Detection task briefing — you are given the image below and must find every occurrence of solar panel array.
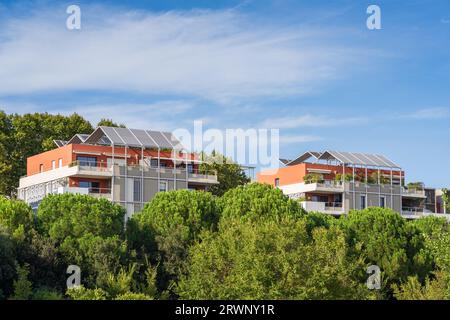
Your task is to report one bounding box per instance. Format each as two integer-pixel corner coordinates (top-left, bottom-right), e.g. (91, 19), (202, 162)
(84, 127), (184, 150)
(321, 151), (400, 168)
(53, 140), (68, 148)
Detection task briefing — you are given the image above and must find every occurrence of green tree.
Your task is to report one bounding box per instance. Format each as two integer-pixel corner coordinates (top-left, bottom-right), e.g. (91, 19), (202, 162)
(97, 118), (126, 128)
(0, 197), (34, 240)
(36, 194), (127, 287)
(177, 216), (370, 300)
(11, 264), (33, 300)
(129, 190), (219, 292)
(219, 183), (305, 223)
(199, 151), (250, 196)
(36, 193), (125, 240)
(0, 111), (93, 196)
(338, 208), (419, 297)
(0, 227), (17, 299)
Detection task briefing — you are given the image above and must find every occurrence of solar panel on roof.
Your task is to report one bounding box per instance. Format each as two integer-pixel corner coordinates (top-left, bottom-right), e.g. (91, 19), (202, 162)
(161, 132), (183, 149)
(53, 140), (67, 147)
(112, 127), (142, 147)
(131, 129), (159, 149)
(147, 131), (173, 149)
(320, 151), (400, 168)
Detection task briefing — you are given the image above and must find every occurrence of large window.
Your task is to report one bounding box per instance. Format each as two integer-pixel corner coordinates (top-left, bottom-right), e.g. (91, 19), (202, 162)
(77, 156), (97, 167)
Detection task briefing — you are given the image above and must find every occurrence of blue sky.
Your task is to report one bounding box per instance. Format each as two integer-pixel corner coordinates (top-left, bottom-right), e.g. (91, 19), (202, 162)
(0, 0), (450, 186)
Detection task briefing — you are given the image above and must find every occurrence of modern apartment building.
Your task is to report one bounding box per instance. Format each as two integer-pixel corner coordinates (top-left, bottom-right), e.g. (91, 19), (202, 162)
(18, 126), (218, 218)
(257, 151), (449, 220)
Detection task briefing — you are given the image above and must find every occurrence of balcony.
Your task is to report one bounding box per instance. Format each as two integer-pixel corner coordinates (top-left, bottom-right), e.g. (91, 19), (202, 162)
(402, 188), (426, 199)
(401, 207), (450, 220)
(187, 169), (219, 185)
(300, 201), (345, 215)
(69, 161), (113, 178)
(280, 180), (344, 195)
(59, 186), (112, 200)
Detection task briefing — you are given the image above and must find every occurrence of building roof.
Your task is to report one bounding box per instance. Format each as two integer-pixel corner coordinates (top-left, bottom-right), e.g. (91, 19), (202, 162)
(319, 150), (401, 169)
(286, 151), (322, 166)
(83, 126), (184, 150)
(53, 140), (68, 148)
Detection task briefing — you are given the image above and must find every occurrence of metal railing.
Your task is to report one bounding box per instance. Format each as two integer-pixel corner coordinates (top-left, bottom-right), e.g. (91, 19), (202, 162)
(316, 181), (344, 188)
(70, 161), (111, 171)
(402, 188), (426, 196)
(401, 207), (425, 216)
(87, 187), (112, 194)
(324, 202), (343, 210)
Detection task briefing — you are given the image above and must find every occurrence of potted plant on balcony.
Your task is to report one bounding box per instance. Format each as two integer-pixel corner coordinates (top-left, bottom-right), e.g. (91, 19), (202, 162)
(303, 173), (324, 184)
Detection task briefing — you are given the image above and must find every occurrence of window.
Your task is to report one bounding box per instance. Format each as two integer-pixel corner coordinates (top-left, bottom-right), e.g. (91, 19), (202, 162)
(39, 164), (44, 173)
(58, 158), (63, 168)
(274, 178), (280, 187)
(380, 196), (386, 208)
(76, 156), (97, 167)
(133, 179), (141, 202)
(159, 181), (168, 192)
(52, 160), (56, 170)
(187, 164), (194, 174)
(79, 181), (99, 192)
(150, 159), (159, 168)
(360, 195), (366, 210)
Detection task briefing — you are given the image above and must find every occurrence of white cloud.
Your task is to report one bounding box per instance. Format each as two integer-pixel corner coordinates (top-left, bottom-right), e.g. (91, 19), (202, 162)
(406, 107), (450, 120)
(52, 100), (195, 131)
(260, 114), (367, 129)
(0, 6), (367, 102)
(280, 134), (322, 144)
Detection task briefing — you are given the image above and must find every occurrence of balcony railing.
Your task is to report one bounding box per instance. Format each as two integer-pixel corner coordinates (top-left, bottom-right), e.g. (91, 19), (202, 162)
(316, 181), (344, 188)
(88, 187), (112, 194)
(300, 201), (344, 214)
(69, 161), (111, 172)
(402, 188), (426, 197)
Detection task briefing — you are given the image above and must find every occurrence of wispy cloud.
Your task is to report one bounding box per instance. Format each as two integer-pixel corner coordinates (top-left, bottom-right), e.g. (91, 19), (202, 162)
(406, 107), (450, 120)
(0, 5), (369, 102)
(280, 134), (322, 144)
(260, 114), (367, 129)
(441, 18), (450, 24)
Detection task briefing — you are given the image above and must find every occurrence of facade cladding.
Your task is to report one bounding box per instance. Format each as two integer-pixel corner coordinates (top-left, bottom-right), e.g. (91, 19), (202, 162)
(18, 127), (218, 218)
(257, 151), (450, 220)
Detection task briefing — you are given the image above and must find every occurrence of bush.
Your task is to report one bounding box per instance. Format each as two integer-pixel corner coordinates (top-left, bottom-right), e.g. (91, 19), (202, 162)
(66, 286), (107, 300)
(32, 287), (63, 300)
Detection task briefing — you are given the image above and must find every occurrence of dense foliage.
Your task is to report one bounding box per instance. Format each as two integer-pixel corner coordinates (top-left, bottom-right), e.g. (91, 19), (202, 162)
(199, 151), (250, 196)
(0, 110), (93, 197)
(0, 184), (449, 300)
